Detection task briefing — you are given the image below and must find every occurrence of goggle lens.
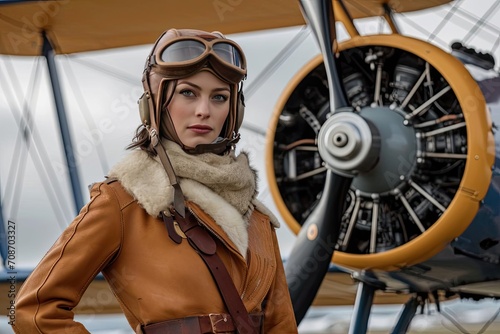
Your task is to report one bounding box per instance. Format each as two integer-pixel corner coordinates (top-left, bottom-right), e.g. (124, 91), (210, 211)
(212, 42), (243, 68)
(160, 40), (205, 62)
(159, 39), (244, 70)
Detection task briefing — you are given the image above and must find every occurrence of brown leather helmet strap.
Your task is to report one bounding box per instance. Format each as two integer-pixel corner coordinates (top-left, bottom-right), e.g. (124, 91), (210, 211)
(155, 141), (186, 218)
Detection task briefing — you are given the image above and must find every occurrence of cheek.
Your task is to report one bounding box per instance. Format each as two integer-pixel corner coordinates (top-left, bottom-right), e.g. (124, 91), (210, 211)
(215, 107), (230, 129)
(168, 101), (187, 128)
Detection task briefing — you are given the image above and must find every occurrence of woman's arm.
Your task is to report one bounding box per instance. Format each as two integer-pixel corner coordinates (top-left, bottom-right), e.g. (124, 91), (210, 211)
(12, 182), (122, 334)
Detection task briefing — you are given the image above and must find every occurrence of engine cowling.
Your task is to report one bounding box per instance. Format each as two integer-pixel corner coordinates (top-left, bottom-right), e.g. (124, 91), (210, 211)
(266, 34), (494, 271)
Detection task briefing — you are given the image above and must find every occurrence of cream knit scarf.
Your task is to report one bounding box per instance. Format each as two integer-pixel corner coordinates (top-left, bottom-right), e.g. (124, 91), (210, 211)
(162, 140), (258, 219)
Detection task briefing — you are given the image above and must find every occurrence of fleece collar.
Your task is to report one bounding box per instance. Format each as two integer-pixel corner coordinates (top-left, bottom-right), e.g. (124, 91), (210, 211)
(108, 147), (279, 256)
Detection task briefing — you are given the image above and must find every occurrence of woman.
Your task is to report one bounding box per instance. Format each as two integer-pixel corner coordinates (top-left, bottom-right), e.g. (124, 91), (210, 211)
(12, 28), (297, 333)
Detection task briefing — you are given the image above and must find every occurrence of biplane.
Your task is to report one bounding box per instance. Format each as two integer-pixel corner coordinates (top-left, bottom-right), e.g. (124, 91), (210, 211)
(1, 0), (500, 333)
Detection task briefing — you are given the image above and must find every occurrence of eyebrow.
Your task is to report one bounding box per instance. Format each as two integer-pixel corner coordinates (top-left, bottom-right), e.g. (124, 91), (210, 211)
(177, 80), (230, 93)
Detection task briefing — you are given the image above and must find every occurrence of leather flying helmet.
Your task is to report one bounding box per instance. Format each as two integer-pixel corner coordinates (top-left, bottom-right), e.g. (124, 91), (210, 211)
(139, 28), (247, 154)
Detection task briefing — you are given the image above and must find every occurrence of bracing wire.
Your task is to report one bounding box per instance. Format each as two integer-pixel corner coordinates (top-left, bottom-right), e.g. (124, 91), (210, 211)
(2, 57), (40, 220)
(439, 303), (500, 334)
(427, 0), (463, 43)
(398, 12), (449, 48)
(440, 308), (470, 334)
(463, 0), (500, 45)
(70, 57), (139, 85)
(239, 26), (310, 136)
(0, 56), (71, 229)
(243, 26), (310, 100)
(477, 306), (500, 334)
(454, 6), (500, 38)
(60, 55), (110, 175)
(453, 5), (500, 60)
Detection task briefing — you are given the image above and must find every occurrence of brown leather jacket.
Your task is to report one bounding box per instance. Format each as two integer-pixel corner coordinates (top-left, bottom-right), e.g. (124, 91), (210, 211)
(12, 180), (297, 333)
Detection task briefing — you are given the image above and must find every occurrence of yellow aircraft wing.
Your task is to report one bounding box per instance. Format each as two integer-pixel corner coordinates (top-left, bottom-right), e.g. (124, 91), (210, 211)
(0, 0), (450, 56)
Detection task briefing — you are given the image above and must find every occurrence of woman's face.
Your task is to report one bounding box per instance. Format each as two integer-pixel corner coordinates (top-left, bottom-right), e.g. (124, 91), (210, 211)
(167, 71), (231, 148)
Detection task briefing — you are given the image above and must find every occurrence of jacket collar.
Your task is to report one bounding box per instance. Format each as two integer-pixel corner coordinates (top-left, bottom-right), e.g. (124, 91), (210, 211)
(108, 149), (279, 257)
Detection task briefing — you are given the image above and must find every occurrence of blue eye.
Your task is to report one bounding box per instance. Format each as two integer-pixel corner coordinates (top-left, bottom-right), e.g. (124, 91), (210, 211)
(180, 89), (195, 97)
(213, 94), (229, 102)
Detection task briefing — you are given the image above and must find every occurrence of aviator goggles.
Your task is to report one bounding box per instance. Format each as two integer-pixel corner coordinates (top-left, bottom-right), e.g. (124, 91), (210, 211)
(151, 35), (247, 84)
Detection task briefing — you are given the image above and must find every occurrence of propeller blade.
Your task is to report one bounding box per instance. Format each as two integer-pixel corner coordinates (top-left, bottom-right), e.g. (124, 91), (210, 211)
(285, 170), (352, 323)
(298, 0), (348, 110)
(285, 0), (354, 324)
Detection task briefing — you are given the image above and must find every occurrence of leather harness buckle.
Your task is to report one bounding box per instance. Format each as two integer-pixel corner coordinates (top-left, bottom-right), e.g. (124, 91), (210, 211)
(208, 313), (231, 333)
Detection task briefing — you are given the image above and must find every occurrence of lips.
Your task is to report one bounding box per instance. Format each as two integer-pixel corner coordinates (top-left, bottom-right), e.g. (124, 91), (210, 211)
(188, 124), (212, 134)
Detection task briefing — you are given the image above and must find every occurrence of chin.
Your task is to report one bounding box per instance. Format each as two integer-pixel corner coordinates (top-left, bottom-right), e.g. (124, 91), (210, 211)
(183, 139), (214, 148)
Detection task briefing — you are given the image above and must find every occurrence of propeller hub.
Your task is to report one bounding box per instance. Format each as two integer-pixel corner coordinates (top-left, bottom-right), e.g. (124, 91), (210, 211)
(332, 132), (348, 148)
(352, 106), (417, 195)
(318, 110), (380, 174)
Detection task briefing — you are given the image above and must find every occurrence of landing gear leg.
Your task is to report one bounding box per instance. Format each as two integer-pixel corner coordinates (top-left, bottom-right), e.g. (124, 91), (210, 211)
(348, 280), (376, 334)
(391, 296), (419, 334)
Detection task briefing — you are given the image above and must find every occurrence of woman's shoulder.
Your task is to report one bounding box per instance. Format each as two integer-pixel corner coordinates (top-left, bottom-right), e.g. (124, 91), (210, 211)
(88, 178), (136, 211)
(252, 199), (280, 229)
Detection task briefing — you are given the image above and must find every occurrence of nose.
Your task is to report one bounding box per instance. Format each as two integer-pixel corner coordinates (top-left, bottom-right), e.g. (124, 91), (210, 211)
(195, 97), (210, 118)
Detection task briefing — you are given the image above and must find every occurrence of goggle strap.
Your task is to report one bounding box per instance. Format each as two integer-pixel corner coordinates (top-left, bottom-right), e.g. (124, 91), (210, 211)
(146, 30), (169, 68)
(152, 62), (206, 77)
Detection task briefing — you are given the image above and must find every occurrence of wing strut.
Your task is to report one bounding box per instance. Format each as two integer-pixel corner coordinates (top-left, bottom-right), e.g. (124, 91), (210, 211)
(42, 32), (84, 214)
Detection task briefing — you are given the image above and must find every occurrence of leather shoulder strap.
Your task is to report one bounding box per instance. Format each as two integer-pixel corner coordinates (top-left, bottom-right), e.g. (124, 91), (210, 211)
(162, 209), (257, 334)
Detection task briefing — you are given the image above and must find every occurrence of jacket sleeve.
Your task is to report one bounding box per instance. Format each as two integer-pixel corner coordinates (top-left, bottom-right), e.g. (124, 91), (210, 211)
(262, 228), (298, 333)
(12, 182), (122, 334)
